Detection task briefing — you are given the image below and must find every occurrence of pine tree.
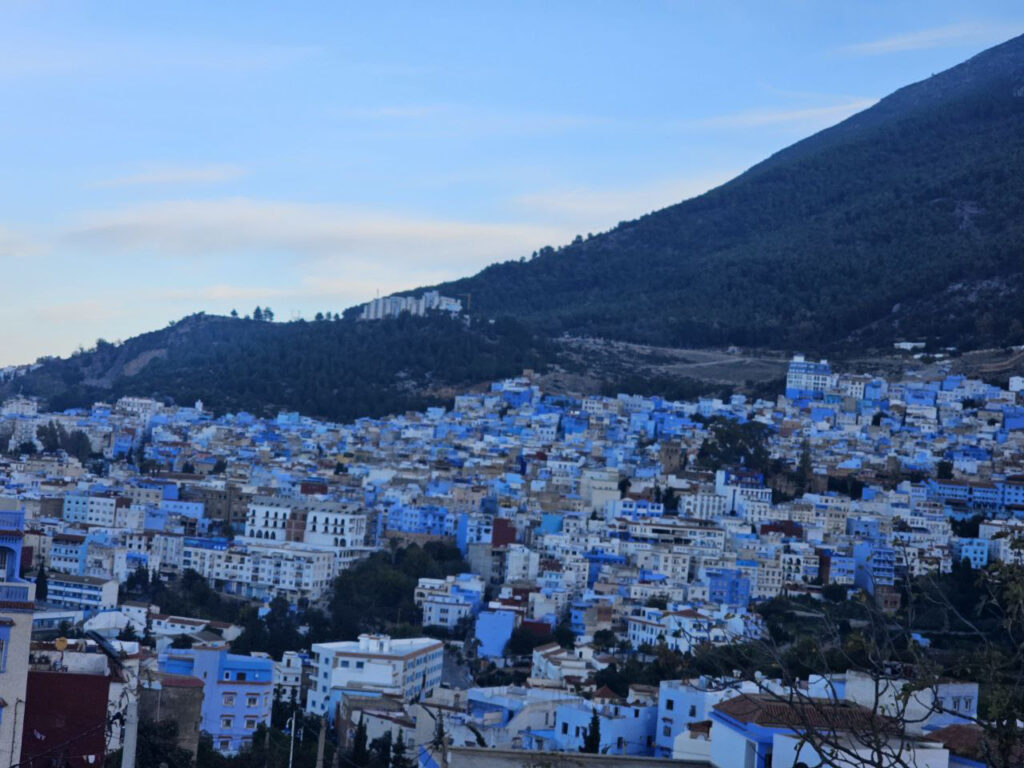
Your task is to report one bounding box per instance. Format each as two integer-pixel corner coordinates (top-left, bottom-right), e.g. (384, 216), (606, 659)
(35, 564), (48, 601)
(391, 731), (412, 768)
(580, 709), (601, 753)
(350, 715), (369, 766)
(797, 439), (813, 496)
(371, 730), (392, 768)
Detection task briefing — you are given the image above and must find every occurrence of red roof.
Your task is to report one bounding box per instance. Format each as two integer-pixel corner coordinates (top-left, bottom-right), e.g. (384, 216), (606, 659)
(593, 685), (621, 702)
(714, 694), (894, 732)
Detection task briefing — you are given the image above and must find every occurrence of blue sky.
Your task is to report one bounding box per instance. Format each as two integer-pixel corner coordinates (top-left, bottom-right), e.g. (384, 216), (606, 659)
(1, 1), (1022, 365)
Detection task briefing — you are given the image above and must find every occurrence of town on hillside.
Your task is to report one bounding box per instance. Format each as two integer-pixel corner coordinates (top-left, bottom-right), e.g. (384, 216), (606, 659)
(0, 355), (1021, 767)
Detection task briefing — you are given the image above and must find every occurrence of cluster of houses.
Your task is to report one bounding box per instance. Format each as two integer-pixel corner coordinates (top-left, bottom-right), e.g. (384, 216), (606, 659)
(0, 354), (1021, 765)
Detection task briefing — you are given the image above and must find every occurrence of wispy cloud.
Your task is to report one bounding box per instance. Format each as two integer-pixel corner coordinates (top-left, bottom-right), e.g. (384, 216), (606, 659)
(0, 37), (320, 79)
(92, 164), (245, 189)
(837, 22), (1023, 56)
(690, 99), (877, 129)
(0, 225), (41, 261)
(333, 103), (607, 137)
(64, 198), (571, 271)
(339, 105), (447, 120)
(513, 171), (740, 229)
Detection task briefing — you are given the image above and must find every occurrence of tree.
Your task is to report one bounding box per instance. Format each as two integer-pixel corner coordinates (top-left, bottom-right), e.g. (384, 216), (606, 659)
(662, 486), (679, 514)
(371, 730), (392, 768)
(253, 306), (263, 322)
(391, 731), (412, 768)
(65, 430), (92, 463)
(350, 715), (369, 766)
(687, 563), (1024, 768)
(796, 439), (813, 495)
(592, 629), (618, 651)
(580, 709), (601, 753)
(263, 307), (275, 322)
(35, 565), (48, 601)
(696, 417), (771, 473)
(554, 621), (576, 650)
(936, 459), (954, 480)
(821, 583), (847, 603)
(211, 458), (227, 474)
(230, 308), (238, 318)
(124, 718), (193, 768)
(617, 477), (632, 499)
(36, 421), (62, 453)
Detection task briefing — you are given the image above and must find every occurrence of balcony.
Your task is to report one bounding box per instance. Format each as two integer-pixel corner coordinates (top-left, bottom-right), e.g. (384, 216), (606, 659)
(0, 584), (31, 602)
(0, 511), (24, 532)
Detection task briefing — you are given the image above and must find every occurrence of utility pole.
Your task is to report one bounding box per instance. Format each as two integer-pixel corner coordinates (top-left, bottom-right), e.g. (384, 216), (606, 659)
(288, 709), (298, 768)
(314, 716), (326, 768)
(120, 697), (138, 768)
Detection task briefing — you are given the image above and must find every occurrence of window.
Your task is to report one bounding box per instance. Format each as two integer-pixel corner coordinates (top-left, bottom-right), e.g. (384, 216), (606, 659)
(247, 695), (259, 707)
(561, 723), (568, 735)
(663, 725), (672, 737)
(245, 718), (258, 730)
(634, 709), (640, 718)
(356, 661), (364, 669)
(219, 740), (231, 752)
(689, 705), (696, 718)
(340, 661), (349, 668)
(665, 699), (674, 711)
(237, 672), (247, 681)
(223, 694), (236, 707)
(221, 717), (234, 730)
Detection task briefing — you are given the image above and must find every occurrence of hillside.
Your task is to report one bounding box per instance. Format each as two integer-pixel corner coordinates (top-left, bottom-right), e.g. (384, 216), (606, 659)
(9, 36), (1024, 419)
(430, 34), (1024, 352)
(2, 314), (550, 421)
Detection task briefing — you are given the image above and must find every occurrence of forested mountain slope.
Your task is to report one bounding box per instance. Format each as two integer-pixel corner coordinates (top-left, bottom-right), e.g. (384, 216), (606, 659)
(431, 34), (1024, 351)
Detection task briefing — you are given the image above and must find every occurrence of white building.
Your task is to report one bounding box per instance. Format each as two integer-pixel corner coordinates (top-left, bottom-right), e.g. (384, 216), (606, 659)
(307, 634), (443, 718)
(46, 573), (119, 613)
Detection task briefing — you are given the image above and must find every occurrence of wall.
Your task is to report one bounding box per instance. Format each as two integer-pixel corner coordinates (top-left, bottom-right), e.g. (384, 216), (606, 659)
(448, 747), (708, 768)
(21, 671), (110, 768)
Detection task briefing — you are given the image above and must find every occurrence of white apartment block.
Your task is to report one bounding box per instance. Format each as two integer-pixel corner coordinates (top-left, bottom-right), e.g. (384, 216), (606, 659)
(306, 634), (443, 717)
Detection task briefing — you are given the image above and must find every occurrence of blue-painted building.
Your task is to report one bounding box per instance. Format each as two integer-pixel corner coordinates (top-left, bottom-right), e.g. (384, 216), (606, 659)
(552, 698), (657, 755)
(706, 568), (752, 609)
(785, 356), (832, 400)
(853, 542), (896, 595)
(158, 646), (273, 754)
(474, 609), (518, 659)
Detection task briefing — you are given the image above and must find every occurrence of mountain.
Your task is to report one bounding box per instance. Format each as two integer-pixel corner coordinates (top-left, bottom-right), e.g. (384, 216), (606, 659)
(2, 314), (550, 421)
(430, 34), (1024, 352)
(8, 36), (1024, 419)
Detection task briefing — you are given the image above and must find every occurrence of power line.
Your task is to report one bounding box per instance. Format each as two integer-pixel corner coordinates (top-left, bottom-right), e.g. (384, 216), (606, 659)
(9, 719), (110, 768)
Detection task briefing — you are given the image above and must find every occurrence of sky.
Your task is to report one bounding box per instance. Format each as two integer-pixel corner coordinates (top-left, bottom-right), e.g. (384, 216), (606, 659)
(1, 1), (1023, 365)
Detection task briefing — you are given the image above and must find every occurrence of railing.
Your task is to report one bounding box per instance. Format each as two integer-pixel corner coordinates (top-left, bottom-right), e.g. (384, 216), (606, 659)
(0, 511), (25, 531)
(0, 584), (31, 602)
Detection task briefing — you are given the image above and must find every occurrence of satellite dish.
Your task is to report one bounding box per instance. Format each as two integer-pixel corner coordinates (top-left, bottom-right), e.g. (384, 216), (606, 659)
(55, 637), (68, 651)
